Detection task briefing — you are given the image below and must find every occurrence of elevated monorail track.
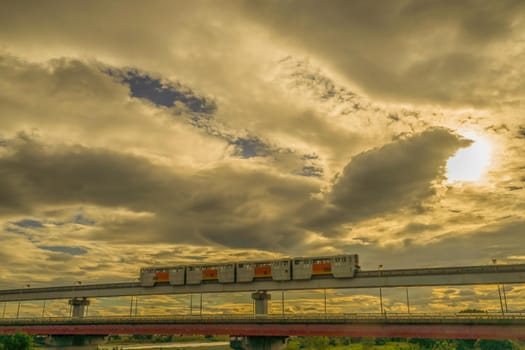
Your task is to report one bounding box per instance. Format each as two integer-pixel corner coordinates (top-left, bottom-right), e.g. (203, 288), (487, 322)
(1, 263), (525, 302)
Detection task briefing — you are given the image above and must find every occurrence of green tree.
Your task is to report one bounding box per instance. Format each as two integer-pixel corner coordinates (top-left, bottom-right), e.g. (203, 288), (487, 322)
(476, 339), (519, 350)
(284, 337), (300, 350)
(0, 331), (33, 350)
(431, 340), (455, 350)
(307, 336), (329, 350)
(408, 338), (438, 350)
(361, 337), (375, 350)
(455, 339), (476, 350)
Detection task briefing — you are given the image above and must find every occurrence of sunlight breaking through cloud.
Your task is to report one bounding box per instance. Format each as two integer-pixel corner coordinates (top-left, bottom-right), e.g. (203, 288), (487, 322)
(446, 132), (492, 183)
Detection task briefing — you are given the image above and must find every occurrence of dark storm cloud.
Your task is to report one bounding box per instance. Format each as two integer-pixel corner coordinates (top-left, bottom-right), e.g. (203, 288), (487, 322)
(0, 136), (318, 250)
(243, 0), (525, 105)
(0, 136), (187, 211)
(305, 128), (468, 232)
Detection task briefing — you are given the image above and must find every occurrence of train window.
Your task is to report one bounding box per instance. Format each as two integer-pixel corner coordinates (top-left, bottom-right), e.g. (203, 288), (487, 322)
(238, 264), (244, 268)
(294, 260), (300, 265)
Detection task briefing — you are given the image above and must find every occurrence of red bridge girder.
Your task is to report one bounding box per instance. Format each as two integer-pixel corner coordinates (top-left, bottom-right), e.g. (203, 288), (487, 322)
(1, 323), (524, 340)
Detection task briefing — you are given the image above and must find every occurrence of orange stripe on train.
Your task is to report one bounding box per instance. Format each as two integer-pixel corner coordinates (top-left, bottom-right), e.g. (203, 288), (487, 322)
(202, 269), (218, 280)
(155, 271), (169, 282)
(312, 262), (332, 275)
(254, 265), (272, 277)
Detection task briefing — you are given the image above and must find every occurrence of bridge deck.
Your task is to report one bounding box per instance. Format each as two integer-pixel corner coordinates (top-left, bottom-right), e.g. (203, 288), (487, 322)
(3, 313), (525, 325)
(1, 314), (525, 340)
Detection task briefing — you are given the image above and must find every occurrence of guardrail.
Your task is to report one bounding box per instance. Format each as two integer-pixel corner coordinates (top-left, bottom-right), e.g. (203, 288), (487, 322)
(356, 263), (525, 278)
(2, 312), (525, 325)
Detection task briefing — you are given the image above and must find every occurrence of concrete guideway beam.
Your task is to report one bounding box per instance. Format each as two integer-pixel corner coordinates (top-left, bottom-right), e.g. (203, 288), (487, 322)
(1, 263), (525, 302)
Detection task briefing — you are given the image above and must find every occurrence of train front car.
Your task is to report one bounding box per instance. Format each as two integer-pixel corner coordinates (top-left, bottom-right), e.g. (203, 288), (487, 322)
(331, 254), (359, 278)
(236, 259), (291, 282)
(292, 254), (359, 280)
(186, 263), (235, 284)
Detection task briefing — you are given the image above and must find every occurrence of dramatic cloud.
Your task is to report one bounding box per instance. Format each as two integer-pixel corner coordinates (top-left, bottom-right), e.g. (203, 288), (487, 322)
(304, 129), (468, 232)
(0, 135), (320, 250)
(243, 0), (525, 106)
(0, 1), (523, 317)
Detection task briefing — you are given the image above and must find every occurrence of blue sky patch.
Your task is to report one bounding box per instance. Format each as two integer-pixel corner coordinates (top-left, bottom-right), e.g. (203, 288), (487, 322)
(13, 219), (44, 228)
(39, 246), (88, 256)
(301, 165), (323, 177)
(107, 68), (216, 114)
(75, 212), (96, 226)
(231, 137), (271, 158)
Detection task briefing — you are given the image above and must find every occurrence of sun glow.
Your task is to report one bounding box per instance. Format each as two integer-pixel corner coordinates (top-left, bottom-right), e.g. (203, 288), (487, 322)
(446, 132), (492, 183)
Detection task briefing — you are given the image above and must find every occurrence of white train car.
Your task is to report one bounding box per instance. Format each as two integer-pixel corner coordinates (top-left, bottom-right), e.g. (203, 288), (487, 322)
(331, 254), (359, 278)
(140, 267), (158, 287)
(292, 254), (359, 280)
(236, 259), (291, 282)
(168, 266), (186, 285)
(140, 265), (186, 286)
(186, 263), (235, 285)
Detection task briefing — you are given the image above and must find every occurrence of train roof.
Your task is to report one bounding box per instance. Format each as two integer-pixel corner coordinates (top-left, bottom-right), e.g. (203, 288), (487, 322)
(140, 254), (358, 271)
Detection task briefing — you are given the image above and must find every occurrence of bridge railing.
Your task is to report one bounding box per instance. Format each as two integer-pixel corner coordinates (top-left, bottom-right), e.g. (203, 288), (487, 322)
(2, 312), (525, 326)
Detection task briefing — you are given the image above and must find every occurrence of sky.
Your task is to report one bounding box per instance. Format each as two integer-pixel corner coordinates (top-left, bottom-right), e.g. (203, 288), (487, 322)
(0, 0), (524, 316)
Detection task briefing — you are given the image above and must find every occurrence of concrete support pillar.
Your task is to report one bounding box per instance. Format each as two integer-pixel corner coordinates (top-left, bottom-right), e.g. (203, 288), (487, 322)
(251, 291), (271, 315)
(69, 297), (90, 318)
(230, 292), (287, 350)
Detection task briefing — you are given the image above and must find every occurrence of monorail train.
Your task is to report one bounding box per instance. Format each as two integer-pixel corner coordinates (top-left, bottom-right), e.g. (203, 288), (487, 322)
(140, 254), (359, 287)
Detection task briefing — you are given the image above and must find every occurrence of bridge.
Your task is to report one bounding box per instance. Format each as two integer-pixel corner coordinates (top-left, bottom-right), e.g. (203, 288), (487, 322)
(1, 263), (525, 349)
(1, 314), (525, 340)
